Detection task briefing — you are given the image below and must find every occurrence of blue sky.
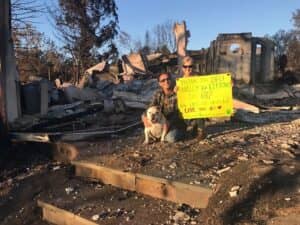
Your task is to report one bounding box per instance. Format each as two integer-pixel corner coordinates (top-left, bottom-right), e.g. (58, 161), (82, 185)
(37, 0), (299, 50)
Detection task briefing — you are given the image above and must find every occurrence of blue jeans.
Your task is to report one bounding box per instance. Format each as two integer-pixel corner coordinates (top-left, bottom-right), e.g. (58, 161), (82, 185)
(165, 128), (185, 143)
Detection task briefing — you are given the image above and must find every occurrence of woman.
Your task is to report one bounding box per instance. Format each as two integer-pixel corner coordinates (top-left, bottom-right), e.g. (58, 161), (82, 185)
(180, 56), (206, 139)
(182, 55), (194, 78)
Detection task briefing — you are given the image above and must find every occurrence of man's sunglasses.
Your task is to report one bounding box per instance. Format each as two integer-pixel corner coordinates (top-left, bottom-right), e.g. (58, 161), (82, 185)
(183, 65), (193, 68)
(159, 77), (171, 83)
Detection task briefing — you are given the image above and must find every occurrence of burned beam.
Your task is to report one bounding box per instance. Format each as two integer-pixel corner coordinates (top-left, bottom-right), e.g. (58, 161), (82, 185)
(9, 120), (141, 142)
(233, 99), (260, 113)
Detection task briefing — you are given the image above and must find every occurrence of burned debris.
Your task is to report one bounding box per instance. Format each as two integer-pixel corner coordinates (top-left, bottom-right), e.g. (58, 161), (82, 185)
(8, 30), (300, 140)
(1, 0), (300, 223)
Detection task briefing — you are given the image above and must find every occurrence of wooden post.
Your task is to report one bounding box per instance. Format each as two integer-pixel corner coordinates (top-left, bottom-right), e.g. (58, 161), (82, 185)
(47, 62), (53, 81)
(40, 80), (49, 115)
(48, 66), (51, 81)
(250, 39), (257, 95)
(0, 0), (9, 140)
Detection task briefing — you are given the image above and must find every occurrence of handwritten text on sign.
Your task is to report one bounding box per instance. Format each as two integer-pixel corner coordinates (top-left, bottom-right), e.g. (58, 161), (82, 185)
(177, 73), (233, 119)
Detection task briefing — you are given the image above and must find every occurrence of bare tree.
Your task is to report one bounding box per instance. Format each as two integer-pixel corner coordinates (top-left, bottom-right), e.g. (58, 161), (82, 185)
(11, 0), (44, 43)
(14, 24), (43, 80)
(117, 31), (136, 54)
(267, 30), (294, 57)
(287, 38), (300, 71)
(11, 0), (43, 23)
(10, 0), (47, 80)
(117, 31), (149, 55)
(288, 9), (300, 71)
(144, 30), (152, 53)
(292, 9), (300, 37)
(152, 20), (175, 53)
(267, 9), (300, 72)
(118, 20), (175, 55)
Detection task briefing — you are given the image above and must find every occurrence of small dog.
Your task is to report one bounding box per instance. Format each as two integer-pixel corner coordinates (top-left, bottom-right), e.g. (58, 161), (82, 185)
(144, 106), (168, 144)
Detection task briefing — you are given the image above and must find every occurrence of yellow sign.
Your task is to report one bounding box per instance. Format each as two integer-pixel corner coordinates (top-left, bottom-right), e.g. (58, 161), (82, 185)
(177, 73), (233, 119)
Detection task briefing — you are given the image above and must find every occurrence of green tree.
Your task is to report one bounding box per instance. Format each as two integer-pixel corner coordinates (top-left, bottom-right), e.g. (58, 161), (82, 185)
(49, 0), (119, 82)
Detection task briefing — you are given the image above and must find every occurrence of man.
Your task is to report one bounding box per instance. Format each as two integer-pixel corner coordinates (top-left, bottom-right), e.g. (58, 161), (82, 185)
(142, 73), (186, 143)
(180, 56), (206, 138)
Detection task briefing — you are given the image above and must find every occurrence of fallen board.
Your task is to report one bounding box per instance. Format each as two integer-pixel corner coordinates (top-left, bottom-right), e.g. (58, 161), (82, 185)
(37, 200), (98, 225)
(72, 161), (212, 208)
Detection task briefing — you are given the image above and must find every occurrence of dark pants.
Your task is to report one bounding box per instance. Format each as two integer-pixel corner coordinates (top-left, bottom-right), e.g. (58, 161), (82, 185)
(165, 128), (186, 143)
(185, 119), (205, 130)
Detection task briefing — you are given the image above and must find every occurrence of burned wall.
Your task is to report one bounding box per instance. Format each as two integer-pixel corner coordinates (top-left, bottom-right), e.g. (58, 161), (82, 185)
(207, 33), (252, 83)
(192, 33), (275, 85)
(251, 37), (275, 84)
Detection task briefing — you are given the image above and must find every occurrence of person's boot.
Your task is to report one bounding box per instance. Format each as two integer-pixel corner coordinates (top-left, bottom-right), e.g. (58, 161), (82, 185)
(197, 128), (206, 140)
(186, 123), (197, 138)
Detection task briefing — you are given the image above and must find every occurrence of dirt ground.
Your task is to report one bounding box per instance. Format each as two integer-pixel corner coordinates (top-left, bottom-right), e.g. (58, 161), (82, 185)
(0, 112), (299, 225)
